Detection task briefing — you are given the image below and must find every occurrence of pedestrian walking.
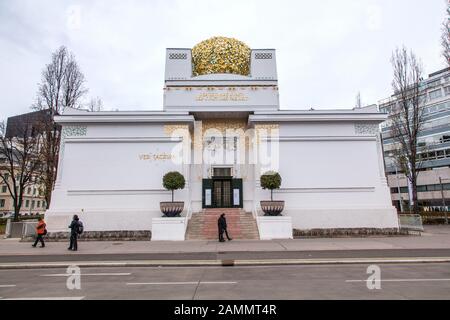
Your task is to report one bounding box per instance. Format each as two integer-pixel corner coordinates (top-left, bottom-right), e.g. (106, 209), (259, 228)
(32, 217), (46, 248)
(218, 213), (232, 242)
(68, 214), (83, 251)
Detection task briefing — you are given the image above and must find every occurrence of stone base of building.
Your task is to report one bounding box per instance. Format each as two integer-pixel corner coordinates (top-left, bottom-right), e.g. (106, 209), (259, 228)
(293, 228), (413, 238)
(21, 230), (151, 242)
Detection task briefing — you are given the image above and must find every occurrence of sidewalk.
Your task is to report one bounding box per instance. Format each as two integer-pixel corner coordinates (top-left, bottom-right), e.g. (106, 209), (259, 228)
(1, 225), (450, 256)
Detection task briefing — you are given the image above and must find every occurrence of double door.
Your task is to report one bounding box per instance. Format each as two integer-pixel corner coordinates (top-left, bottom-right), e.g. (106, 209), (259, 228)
(202, 178), (243, 208)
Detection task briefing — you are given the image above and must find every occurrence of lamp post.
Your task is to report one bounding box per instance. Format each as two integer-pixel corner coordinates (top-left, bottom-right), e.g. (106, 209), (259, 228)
(438, 177), (449, 224)
(388, 153), (404, 212)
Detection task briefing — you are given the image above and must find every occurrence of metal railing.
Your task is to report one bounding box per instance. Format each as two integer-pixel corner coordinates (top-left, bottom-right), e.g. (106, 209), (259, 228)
(398, 214), (424, 231)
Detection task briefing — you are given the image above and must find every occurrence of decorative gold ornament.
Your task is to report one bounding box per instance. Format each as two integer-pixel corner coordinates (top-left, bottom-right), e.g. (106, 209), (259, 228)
(192, 36), (251, 77)
(164, 124), (190, 136)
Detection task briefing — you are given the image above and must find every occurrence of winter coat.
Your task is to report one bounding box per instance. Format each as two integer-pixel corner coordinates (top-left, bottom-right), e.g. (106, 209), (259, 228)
(36, 220), (46, 235)
(218, 216), (227, 229)
(69, 220), (80, 235)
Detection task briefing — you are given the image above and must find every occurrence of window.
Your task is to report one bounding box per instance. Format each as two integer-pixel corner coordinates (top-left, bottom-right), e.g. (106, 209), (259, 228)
(0, 199), (5, 207)
(417, 186), (427, 192)
(445, 86), (450, 96)
(33, 188), (36, 195)
(27, 187), (31, 195)
(400, 187), (409, 193)
(437, 150), (446, 159)
(31, 200), (35, 209)
(212, 167), (232, 177)
(37, 201), (40, 208)
(428, 79), (441, 88)
(1, 185), (6, 193)
(25, 200), (29, 207)
(4, 173), (9, 181)
(429, 89), (442, 100)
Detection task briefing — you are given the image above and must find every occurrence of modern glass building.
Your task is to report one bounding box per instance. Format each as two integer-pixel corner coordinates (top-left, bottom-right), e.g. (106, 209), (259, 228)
(379, 67), (450, 211)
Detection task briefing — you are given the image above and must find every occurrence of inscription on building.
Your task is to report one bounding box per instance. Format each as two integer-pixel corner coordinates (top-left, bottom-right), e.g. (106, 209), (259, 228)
(139, 153), (174, 161)
(195, 92), (248, 102)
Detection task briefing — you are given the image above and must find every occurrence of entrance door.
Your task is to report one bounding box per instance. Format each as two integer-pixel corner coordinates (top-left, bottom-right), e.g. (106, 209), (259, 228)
(202, 178), (243, 208)
(213, 179), (232, 208)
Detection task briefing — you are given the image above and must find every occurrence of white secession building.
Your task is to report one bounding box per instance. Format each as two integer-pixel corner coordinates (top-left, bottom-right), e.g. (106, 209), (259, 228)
(45, 37), (399, 240)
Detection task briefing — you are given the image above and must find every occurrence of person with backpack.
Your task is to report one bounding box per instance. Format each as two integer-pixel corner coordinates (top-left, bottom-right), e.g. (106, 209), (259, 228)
(32, 217), (46, 248)
(68, 214), (83, 251)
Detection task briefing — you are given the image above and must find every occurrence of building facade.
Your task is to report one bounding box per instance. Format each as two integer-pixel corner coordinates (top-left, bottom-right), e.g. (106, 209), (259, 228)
(44, 37), (398, 239)
(0, 110), (50, 217)
(379, 67), (450, 211)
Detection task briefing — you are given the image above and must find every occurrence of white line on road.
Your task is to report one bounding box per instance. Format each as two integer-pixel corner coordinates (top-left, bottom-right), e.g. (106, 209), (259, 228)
(127, 281), (237, 285)
(1, 297), (85, 300)
(346, 278), (450, 283)
(0, 285), (16, 288)
(41, 273), (131, 277)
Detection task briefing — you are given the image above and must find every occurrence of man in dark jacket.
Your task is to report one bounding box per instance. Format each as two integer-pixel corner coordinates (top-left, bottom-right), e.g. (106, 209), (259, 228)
(218, 213), (232, 242)
(68, 215), (81, 251)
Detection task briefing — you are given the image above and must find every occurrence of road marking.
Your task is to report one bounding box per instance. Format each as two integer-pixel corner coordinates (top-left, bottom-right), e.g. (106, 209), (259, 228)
(0, 285), (16, 288)
(1, 296), (85, 300)
(127, 281), (237, 285)
(41, 273), (131, 277)
(346, 278), (450, 283)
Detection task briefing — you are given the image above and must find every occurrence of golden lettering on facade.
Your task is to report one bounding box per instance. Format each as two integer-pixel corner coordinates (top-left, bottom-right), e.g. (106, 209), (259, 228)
(195, 92), (248, 102)
(139, 153), (174, 161)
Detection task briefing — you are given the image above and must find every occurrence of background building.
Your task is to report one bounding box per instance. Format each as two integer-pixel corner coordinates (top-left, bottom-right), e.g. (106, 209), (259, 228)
(379, 67), (450, 212)
(0, 110), (49, 217)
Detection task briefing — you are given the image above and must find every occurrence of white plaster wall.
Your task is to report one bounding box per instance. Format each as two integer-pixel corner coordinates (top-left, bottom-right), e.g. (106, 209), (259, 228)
(253, 121), (398, 230)
(46, 122), (191, 232)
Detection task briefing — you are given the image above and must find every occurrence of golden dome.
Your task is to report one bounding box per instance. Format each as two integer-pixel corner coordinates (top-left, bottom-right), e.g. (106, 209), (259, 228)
(192, 36), (251, 77)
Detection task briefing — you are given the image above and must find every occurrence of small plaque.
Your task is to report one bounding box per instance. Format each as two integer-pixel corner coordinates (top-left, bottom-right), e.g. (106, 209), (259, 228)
(205, 189), (212, 206)
(233, 189), (240, 206)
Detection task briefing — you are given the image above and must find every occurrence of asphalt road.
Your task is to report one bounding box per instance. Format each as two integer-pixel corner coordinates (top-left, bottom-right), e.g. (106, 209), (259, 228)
(1, 263), (450, 300)
(2, 248), (450, 264)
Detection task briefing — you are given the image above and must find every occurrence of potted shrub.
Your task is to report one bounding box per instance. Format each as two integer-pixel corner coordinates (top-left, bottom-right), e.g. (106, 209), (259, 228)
(260, 171), (284, 216)
(160, 171), (186, 217)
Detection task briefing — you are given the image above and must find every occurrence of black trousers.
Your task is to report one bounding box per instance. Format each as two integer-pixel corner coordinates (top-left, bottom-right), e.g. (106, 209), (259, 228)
(69, 233), (78, 250)
(218, 227), (231, 241)
(33, 234), (45, 247)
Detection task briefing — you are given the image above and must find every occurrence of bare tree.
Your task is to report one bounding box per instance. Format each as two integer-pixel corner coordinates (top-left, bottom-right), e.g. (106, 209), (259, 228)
(33, 46), (88, 209)
(442, 1), (450, 67)
(88, 96), (104, 112)
(0, 120), (42, 221)
(389, 46), (425, 214)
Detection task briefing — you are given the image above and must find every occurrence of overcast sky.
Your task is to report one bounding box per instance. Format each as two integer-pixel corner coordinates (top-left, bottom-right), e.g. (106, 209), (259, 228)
(0, 0), (447, 120)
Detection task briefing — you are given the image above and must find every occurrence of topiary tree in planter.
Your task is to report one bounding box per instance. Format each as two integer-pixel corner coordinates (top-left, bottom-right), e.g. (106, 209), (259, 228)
(260, 171), (284, 216)
(260, 171), (282, 201)
(160, 171), (186, 217)
(163, 171), (185, 202)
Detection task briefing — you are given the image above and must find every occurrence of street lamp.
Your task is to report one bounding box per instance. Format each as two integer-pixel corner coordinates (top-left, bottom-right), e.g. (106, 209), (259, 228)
(438, 177), (449, 224)
(388, 153), (404, 212)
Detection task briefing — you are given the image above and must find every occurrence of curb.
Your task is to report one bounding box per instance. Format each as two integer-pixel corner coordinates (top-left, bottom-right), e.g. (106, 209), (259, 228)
(1, 257), (450, 269)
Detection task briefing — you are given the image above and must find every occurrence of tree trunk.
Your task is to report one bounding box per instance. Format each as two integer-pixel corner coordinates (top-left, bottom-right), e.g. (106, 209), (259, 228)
(172, 190), (174, 202)
(271, 189), (273, 201)
(13, 203), (20, 222)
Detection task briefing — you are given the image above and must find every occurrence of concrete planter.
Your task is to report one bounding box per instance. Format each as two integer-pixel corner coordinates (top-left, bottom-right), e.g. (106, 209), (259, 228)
(160, 201), (184, 217)
(256, 215), (293, 240)
(260, 200), (285, 216)
(151, 217), (186, 241)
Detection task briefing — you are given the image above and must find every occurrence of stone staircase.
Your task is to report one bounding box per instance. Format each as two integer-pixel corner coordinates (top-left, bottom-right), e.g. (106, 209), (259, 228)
(186, 208), (259, 240)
